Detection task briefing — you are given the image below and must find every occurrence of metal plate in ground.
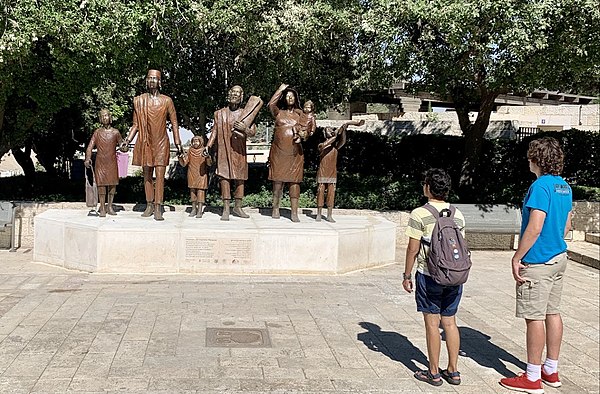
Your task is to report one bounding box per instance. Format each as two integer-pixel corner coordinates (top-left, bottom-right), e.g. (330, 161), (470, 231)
(206, 327), (271, 348)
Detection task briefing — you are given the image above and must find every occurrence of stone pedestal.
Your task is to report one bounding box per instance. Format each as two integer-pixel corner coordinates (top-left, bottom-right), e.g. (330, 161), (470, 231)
(33, 209), (396, 274)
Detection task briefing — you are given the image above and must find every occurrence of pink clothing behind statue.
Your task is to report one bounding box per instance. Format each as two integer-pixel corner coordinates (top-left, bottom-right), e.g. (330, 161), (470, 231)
(117, 151), (129, 178)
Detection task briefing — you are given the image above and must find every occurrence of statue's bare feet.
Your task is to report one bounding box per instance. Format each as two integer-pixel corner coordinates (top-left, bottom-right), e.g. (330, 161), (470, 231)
(325, 216), (336, 223)
(189, 207), (197, 217)
(272, 208), (280, 219)
(107, 205), (117, 215)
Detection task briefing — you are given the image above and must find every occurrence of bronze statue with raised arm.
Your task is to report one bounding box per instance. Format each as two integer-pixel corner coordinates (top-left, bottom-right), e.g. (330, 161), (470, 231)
(122, 69), (182, 221)
(267, 84), (315, 222)
(205, 85), (263, 221)
(84, 109), (123, 217)
(316, 119), (364, 222)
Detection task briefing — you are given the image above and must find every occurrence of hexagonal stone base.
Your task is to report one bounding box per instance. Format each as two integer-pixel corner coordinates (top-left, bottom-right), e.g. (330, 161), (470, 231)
(33, 209), (396, 274)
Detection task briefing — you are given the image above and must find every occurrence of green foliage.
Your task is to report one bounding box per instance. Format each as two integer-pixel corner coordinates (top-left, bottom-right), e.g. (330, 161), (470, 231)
(359, 0), (600, 189)
(360, 0), (599, 98)
(1, 128), (598, 207)
(1, 0), (363, 174)
(572, 185), (600, 202)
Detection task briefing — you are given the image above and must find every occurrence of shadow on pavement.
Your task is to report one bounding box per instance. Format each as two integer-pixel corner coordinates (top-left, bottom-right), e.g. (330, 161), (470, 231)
(357, 322), (428, 373)
(442, 326), (526, 377)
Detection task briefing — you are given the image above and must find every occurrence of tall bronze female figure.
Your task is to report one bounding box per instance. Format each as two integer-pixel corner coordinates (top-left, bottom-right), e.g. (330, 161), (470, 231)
(267, 84), (315, 222)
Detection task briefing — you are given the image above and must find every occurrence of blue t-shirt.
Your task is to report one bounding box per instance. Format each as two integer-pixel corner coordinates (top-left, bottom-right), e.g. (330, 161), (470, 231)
(521, 174), (572, 263)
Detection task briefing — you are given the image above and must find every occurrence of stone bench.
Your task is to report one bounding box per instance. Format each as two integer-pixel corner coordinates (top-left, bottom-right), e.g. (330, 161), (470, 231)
(454, 204), (521, 250)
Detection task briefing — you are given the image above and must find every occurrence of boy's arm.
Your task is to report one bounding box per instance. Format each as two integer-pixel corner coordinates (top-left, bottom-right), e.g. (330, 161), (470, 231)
(403, 237), (420, 293)
(564, 211), (572, 238)
(511, 208), (546, 283)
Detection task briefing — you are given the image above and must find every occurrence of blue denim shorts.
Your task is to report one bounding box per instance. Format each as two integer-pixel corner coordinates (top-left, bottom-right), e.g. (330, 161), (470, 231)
(415, 272), (463, 316)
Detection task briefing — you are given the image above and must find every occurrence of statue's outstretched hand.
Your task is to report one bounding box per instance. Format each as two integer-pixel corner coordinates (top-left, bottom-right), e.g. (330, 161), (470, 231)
(119, 141), (129, 152)
(84, 159), (92, 168)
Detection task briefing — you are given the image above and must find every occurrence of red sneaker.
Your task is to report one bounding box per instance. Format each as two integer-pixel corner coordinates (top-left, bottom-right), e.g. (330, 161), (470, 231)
(500, 373), (544, 394)
(541, 370), (562, 388)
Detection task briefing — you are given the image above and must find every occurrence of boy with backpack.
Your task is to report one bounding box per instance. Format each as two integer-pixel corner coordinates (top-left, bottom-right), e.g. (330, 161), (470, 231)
(403, 168), (469, 387)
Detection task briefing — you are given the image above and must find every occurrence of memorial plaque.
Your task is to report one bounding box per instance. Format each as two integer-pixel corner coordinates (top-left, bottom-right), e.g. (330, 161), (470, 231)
(185, 237), (253, 264)
(206, 327), (271, 348)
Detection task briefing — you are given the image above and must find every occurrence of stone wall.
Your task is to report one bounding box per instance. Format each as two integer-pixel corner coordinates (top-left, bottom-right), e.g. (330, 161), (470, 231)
(572, 201), (600, 240)
(318, 103), (599, 137)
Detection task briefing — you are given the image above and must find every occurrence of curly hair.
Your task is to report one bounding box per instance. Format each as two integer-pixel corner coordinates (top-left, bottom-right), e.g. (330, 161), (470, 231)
(424, 168), (452, 200)
(527, 137), (564, 175)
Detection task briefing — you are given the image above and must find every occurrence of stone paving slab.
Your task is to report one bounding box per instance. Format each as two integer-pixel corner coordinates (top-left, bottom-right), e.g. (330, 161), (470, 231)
(0, 249), (597, 393)
(567, 241), (600, 269)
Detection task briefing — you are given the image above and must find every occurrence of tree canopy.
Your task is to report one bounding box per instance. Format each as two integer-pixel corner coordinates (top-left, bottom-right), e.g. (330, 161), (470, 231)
(360, 0), (600, 193)
(1, 0), (598, 188)
(0, 0), (362, 176)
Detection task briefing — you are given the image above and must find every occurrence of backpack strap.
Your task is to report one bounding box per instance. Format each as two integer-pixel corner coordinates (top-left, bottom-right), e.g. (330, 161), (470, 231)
(447, 204), (456, 218)
(422, 203), (439, 217)
(420, 204), (438, 247)
(423, 203), (454, 218)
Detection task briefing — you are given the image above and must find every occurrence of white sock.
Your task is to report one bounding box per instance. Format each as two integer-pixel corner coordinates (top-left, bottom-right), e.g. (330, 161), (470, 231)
(526, 363), (541, 381)
(543, 358), (558, 374)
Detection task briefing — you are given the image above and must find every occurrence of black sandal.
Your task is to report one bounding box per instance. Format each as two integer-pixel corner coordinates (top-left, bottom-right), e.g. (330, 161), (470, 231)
(414, 369), (443, 386)
(441, 369), (461, 385)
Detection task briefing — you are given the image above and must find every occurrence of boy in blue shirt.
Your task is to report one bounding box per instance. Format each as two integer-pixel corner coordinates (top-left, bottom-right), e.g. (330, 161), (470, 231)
(500, 137), (572, 394)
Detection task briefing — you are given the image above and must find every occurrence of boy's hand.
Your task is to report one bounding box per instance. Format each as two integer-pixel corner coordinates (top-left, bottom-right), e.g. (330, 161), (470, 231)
(402, 278), (413, 293)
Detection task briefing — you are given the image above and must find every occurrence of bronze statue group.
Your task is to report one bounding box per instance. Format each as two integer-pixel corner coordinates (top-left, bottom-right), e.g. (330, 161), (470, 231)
(85, 70), (363, 222)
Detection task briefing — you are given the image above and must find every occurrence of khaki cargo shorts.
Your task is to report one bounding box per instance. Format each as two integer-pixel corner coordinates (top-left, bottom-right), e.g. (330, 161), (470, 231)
(516, 252), (568, 320)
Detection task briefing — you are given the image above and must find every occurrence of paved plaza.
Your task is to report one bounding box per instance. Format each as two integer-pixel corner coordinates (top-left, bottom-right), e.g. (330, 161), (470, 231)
(0, 249), (597, 393)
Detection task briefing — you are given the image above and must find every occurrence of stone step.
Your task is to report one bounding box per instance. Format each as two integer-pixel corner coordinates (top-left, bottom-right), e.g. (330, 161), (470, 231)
(567, 241), (600, 270)
(585, 232), (599, 245)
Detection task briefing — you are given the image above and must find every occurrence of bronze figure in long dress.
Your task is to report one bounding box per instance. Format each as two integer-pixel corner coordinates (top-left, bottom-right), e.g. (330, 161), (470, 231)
(267, 84), (315, 222)
(206, 85), (263, 220)
(122, 69), (182, 221)
(84, 109), (123, 217)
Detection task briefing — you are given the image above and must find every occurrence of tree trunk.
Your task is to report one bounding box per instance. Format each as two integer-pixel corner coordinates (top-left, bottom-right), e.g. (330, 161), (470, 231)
(11, 144), (36, 180)
(456, 92), (498, 200)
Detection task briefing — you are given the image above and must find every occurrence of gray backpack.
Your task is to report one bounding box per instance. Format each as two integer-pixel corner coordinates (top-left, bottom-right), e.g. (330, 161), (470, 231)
(422, 204), (471, 286)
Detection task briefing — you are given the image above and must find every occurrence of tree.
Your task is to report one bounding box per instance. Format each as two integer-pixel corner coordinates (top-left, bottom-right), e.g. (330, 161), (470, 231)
(360, 0), (600, 197)
(1, 0), (363, 178)
(0, 0), (149, 177)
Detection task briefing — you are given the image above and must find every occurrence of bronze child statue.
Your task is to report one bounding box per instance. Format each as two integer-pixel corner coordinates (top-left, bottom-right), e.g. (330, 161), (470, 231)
(316, 119), (364, 222)
(293, 100), (316, 143)
(178, 135), (212, 218)
(84, 109), (124, 217)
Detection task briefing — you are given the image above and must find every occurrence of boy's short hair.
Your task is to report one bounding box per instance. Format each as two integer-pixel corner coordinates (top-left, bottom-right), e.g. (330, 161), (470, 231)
(527, 137), (564, 175)
(424, 168), (452, 200)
